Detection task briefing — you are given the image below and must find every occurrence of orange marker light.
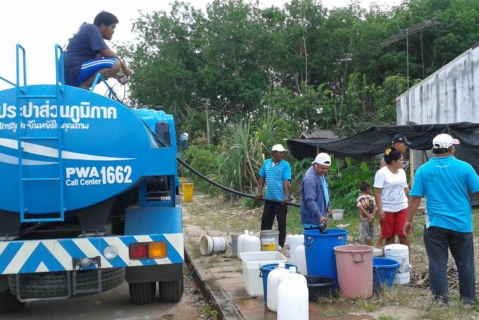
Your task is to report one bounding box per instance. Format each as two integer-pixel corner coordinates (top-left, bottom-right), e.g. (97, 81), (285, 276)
(149, 242), (167, 259)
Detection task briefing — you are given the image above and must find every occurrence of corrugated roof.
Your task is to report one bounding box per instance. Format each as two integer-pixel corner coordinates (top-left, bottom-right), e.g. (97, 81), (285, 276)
(300, 130), (339, 139)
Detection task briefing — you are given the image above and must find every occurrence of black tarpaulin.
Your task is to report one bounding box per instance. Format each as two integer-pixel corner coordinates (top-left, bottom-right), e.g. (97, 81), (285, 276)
(287, 122), (479, 163)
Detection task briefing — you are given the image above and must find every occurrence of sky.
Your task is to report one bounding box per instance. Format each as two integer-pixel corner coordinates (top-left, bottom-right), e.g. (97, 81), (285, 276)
(0, 0), (402, 89)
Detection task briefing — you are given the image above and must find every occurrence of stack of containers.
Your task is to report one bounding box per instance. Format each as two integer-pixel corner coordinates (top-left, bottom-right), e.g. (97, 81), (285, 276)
(303, 228), (348, 288)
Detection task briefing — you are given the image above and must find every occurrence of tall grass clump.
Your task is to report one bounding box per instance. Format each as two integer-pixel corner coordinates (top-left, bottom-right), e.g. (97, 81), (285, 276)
(218, 112), (285, 203)
(217, 121), (263, 202)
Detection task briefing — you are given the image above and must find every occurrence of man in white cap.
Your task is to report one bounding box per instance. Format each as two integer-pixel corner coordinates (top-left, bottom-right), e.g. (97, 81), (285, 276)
(255, 144), (292, 248)
(405, 133), (479, 306)
(300, 153), (331, 230)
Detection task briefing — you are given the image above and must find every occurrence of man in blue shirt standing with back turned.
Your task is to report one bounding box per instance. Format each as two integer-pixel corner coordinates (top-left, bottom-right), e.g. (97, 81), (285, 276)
(405, 133), (479, 307)
(300, 153), (332, 230)
(255, 144), (291, 248)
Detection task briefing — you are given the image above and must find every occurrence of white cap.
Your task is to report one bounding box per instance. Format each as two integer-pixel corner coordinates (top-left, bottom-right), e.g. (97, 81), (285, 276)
(289, 266), (297, 273)
(433, 134), (460, 149)
(312, 153), (331, 166)
(278, 263), (285, 269)
(272, 144), (286, 152)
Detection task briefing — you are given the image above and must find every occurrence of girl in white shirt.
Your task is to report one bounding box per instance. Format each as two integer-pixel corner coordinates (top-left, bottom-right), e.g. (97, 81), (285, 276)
(374, 148), (410, 253)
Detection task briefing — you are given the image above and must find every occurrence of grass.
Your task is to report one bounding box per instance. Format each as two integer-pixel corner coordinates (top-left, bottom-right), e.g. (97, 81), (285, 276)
(204, 302), (220, 320)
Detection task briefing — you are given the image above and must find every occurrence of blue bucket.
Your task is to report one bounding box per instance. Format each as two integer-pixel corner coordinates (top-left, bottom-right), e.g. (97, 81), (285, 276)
(303, 229), (348, 287)
(373, 257), (400, 291)
(259, 263), (297, 304)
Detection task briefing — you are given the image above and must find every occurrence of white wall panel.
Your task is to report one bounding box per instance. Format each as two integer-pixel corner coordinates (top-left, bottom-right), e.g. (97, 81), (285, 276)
(397, 47), (479, 125)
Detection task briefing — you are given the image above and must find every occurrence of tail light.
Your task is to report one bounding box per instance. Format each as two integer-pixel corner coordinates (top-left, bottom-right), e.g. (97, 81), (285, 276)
(129, 242), (167, 260)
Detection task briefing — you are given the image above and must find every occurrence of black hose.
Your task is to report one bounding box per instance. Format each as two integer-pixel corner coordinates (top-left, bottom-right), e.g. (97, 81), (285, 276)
(177, 157), (300, 208)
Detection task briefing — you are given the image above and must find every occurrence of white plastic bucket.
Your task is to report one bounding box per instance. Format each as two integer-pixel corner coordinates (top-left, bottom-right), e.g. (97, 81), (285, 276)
(332, 209), (344, 220)
(384, 244), (410, 284)
(285, 234), (304, 264)
(200, 235), (228, 256)
(260, 230), (279, 251)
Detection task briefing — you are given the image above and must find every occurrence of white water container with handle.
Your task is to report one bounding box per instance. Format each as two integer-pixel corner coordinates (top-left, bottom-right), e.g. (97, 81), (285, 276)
(287, 266), (307, 284)
(267, 263), (290, 312)
(237, 230), (249, 260)
(285, 234), (304, 264)
(294, 244), (308, 275)
(277, 268), (309, 320)
(241, 231), (261, 254)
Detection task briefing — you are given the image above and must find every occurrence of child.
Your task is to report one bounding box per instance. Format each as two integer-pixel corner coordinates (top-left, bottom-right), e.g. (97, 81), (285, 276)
(356, 181), (377, 246)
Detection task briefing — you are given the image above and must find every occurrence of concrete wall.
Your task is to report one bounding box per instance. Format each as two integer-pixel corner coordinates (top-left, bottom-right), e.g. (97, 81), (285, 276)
(397, 46), (479, 125)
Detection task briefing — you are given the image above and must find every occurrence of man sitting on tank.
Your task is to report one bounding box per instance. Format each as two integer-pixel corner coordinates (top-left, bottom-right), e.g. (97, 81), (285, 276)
(63, 11), (131, 89)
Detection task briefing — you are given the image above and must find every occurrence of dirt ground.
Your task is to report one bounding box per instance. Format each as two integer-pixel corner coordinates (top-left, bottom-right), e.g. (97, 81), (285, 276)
(184, 193), (479, 320)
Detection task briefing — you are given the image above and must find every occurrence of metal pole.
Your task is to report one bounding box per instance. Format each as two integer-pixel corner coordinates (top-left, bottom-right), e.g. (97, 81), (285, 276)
(406, 28), (409, 92)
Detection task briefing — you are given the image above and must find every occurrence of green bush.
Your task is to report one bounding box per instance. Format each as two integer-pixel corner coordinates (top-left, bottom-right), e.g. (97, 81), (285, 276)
(180, 145), (222, 194)
(328, 157), (378, 218)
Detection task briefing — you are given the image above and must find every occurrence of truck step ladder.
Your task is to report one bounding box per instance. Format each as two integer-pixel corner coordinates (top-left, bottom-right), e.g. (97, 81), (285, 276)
(15, 44), (66, 223)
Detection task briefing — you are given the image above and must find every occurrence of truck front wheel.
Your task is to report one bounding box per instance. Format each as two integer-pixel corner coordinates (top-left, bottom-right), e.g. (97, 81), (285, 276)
(129, 282), (156, 304)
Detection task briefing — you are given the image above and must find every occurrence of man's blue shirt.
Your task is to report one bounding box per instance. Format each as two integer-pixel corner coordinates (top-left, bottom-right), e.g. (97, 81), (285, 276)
(300, 166), (329, 226)
(64, 23), (109, 85)
(258, 159), (291, 201)
(410, 155), (479, 232)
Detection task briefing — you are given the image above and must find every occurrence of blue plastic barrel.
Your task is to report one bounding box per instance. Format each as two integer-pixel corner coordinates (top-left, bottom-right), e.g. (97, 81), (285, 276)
(259, 263), (297, 304)
(373, 257), (400, 291)
(303, 229), (348, 287)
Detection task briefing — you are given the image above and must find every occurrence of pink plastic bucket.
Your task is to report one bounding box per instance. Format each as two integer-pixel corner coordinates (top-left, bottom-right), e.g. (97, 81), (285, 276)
(334, 245), (373, 299)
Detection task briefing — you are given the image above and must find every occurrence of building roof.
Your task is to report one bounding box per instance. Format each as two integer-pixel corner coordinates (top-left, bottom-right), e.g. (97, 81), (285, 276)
(300, 130), (338, 139)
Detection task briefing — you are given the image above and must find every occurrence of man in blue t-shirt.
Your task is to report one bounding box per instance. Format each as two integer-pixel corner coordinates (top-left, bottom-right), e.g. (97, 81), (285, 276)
(255, 144), (291, 248)
(405, 133), (479, 306)
(64, 11), (131, 89)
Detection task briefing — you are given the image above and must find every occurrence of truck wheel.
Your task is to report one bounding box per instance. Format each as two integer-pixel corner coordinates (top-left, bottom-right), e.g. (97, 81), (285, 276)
(0, 275), (24, 313)
(0, 289), (25, 313)
(159, 278), (183, 302)
(8, 268), (125, 298)
(129, 282), (156, 304)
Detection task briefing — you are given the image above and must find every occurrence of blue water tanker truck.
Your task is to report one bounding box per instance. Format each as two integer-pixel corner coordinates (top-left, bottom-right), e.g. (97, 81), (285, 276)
(0, 45), (184, 313)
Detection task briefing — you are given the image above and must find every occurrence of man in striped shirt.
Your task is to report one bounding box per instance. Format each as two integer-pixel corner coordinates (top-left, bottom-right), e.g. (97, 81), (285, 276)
(255, 144), (292, 248)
